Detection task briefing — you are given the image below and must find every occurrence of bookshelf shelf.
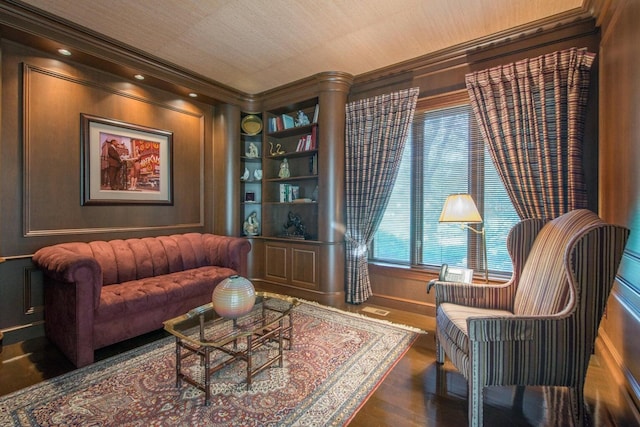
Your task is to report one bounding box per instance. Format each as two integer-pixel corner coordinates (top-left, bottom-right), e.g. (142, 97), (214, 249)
(266, 149), (317, 160)
(266, 123), (316, 138)
(265, 175), (317, 182)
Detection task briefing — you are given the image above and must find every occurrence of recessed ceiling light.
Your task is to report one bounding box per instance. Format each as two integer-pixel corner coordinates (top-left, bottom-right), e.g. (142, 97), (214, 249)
(57, 48), (72, 56)
(188, 93), (198, 98)
(134, 74), (145, 80)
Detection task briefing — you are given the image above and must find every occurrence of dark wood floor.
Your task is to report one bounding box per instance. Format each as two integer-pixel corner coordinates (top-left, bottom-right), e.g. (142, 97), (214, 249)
(1, 302), (637, 426)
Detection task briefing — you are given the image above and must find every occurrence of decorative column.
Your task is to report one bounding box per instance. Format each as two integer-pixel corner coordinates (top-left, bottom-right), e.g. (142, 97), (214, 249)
(315, 72), (353, 300)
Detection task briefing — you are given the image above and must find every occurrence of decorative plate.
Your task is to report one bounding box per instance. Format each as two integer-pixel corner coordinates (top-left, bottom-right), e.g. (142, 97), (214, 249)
(241, 115), (262, 135)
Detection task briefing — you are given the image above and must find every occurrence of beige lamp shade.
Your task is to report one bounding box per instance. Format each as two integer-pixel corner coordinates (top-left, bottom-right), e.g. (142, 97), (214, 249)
(439, 194), (483, 223)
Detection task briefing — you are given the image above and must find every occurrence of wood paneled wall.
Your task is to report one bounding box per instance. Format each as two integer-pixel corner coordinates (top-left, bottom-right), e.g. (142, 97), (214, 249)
(0, 40), (214, 342)
(593, 0), (640, 415)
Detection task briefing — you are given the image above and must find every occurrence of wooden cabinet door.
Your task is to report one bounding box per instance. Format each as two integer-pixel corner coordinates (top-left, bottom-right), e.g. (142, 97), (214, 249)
(290, 244), (319, 289)
(264, 240), (319, 290)
(264, 242), (288, 284)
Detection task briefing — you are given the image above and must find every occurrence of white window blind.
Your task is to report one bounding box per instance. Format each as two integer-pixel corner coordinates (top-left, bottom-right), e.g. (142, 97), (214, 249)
(372, 103), (519, 275)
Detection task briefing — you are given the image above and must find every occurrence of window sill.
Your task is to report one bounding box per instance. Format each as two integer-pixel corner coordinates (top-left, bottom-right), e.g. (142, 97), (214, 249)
(368, 262), (438, 281)
(368, 261), (510, 284)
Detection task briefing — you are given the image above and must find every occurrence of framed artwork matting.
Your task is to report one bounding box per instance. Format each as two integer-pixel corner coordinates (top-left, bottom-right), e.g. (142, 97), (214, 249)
(81, 114), (173, 205)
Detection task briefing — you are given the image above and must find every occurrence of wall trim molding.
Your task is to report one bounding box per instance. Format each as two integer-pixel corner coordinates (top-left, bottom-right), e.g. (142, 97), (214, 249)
(24, 223), (205, 238)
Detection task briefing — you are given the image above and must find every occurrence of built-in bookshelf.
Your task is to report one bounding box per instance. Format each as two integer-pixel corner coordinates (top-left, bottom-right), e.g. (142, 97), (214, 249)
(234, 72), (353, 305)
(262, 99), (319, 240)
(240, 113), (263, 237)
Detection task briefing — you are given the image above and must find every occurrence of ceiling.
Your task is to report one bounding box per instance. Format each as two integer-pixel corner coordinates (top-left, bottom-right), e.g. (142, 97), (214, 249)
(18, 0), (585, 94)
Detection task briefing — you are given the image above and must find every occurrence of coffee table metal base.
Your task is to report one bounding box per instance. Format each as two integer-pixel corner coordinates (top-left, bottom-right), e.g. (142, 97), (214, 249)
(174, 318), (290, 405)
(164, 294), (297, 406)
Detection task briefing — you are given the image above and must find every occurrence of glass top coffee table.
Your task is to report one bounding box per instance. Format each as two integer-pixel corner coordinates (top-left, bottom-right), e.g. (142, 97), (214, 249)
(163, 292), (299, 405)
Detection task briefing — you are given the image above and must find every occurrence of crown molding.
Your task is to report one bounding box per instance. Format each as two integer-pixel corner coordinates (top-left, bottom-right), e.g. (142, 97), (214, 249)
(0, 0), (257, 107)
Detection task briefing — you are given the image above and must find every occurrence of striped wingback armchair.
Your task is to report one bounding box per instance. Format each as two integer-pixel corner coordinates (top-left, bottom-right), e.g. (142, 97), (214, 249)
(434, 209), (629, 427)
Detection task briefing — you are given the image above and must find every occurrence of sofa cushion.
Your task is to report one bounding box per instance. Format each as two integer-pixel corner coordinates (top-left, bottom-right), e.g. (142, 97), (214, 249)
(513, 209), (602, 316)
(437, 302), (513, 355)
(95, 265), (236, 323)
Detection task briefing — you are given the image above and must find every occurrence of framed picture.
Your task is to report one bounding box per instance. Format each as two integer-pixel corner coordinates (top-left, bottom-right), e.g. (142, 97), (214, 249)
(81, 114), (173, 205)
(245, 192), (256, 202)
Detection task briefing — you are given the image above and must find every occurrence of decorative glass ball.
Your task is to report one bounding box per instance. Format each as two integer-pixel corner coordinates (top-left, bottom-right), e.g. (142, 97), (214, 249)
(212, 275), (256, 319)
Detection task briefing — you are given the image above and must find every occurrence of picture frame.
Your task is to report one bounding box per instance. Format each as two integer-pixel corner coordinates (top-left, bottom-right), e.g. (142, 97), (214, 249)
(245, 192), (256, 202)
(81, 114), (173, 205)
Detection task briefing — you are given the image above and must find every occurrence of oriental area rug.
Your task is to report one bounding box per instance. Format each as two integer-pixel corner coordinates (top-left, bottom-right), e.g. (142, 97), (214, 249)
(0, 301), (421, 426)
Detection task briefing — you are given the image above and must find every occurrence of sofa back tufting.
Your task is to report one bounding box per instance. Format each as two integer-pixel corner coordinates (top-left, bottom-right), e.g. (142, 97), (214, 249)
(50, 233), (245, 286)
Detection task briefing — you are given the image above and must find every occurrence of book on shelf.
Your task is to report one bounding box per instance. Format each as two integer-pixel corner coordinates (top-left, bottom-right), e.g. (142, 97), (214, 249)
(282, 114), (295, 129)
(311, 124), (317, 149)
(309, 153), (318, 175)
(296, 135), (309, 151)
(269, 116), (284, 133)
(279, 183), (300, 202)
(312, 104), (319, 123)
(294, 128), (317, 152)
(279, 183), (288, 202)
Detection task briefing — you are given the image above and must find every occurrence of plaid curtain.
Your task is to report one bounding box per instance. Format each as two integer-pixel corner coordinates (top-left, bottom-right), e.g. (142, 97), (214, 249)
(466, 47), (595, 219)
(344, 88), (419, 304)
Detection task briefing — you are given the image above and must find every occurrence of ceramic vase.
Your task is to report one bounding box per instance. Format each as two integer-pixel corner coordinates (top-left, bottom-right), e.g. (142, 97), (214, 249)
(212, 275), (256, 319)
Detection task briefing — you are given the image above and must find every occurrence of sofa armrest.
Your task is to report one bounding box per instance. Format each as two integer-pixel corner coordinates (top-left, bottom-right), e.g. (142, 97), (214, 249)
(202, 235), (251, 276)
(33, 246), (103, 310)
(464, 315), (579, 387)
(435, 279), (517, 311)
(467, 313), (571, 342)
(467, 315), (539, 342)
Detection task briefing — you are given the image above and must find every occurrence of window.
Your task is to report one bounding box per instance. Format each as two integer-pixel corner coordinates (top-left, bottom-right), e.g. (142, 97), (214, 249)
(372, 98), (519, 276)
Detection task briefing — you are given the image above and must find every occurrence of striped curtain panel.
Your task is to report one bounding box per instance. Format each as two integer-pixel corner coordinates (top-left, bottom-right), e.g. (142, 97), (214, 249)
(344, 88), (418, 304)
(465, 47), (595, 220)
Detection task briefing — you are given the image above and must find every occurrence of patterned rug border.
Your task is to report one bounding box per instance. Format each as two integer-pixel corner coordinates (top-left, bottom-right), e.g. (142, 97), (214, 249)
(0, 300), (423, 426)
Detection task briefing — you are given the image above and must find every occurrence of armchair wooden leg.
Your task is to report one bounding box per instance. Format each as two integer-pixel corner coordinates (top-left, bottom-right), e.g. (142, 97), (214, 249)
(513, 385), (525, 414)
(435, 362), (448, 395)
(469, 344), (483, 427)
(569, 384), (588, 427)
(468, 380), (483, 427)
(435, 334), (445, 364)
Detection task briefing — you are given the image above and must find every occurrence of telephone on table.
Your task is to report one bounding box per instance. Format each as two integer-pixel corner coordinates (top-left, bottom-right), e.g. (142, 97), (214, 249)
(426, 264), (474, 293)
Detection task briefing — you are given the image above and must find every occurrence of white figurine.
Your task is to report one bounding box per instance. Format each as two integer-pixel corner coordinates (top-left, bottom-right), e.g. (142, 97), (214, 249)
(245, 142), (259, 158)
(241, 167), (250, 181)
(254, 169), (263, 180)
(296, 110), (310, 126)
(243, 211), (259, 235)
(278, 158), (290, 178)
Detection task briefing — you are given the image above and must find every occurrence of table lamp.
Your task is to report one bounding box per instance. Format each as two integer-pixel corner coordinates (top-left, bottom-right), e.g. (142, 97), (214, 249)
(439, 194), (488, 283)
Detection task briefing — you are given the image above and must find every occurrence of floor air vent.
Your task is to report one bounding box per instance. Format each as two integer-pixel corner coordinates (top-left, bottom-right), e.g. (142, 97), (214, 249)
(361, 307), (390, 316)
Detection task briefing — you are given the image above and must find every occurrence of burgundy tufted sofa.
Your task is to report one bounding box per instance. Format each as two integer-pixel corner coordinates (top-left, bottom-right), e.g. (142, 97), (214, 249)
(33, 233), (251, 367)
